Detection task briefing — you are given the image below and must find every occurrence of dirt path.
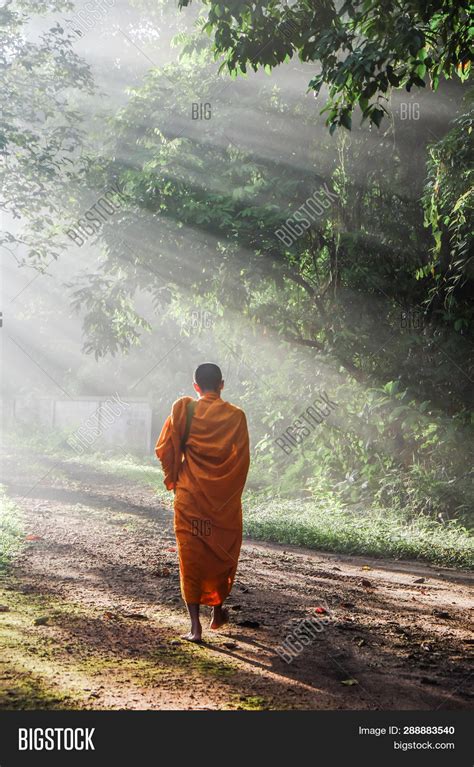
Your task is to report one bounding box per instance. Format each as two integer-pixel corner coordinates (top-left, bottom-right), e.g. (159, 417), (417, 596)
(1, 454), (473, 710)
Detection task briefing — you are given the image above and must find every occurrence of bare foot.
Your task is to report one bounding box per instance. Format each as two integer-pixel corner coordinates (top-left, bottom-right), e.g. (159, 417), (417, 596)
(210, 606), (229, 630)
(181, 621), (202, 643)
(181, 631), (202, 643)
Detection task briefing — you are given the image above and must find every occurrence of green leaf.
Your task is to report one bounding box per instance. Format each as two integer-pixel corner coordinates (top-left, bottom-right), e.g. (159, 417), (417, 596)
(340, 111), (352, 130)
(370, 107), (384, 128)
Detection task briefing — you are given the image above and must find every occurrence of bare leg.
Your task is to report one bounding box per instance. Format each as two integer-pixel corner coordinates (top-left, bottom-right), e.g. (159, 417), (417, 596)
(182, 603), (202, 642)
(210, 603), (229, 630)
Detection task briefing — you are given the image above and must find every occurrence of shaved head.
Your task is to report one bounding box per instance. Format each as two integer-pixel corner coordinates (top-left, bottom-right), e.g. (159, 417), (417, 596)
(194, 363), (223, 392)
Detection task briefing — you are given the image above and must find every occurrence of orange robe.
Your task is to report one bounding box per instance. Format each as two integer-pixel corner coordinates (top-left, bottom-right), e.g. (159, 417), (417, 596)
(155, 392), (250, 606)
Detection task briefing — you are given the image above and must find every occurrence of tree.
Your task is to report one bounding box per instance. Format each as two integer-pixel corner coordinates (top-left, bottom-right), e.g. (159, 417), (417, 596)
(178, 0), (472, 130)
(0, 0), (93, 267)
(422, 98), (474, 327)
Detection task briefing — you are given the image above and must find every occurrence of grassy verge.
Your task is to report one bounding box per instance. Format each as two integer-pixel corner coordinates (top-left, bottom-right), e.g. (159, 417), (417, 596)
(0, 487), (23, 573)
(243, 496), (474, 570)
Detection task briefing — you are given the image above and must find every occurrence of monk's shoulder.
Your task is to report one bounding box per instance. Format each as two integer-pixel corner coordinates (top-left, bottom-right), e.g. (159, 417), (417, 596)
(223, 401), (247, 419)
(171, 396), (193, 417)
(173, 396), (193, 405)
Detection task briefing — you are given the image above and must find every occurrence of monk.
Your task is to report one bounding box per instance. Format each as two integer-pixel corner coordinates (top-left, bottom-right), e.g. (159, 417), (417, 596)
(155, 363), (250, 642)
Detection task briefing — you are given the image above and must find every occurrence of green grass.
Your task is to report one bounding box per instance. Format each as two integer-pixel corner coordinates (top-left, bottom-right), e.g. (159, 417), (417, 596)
(0, 487), (23, 573)
(243, 496), (474, 569)
(229, 695), (270, 710)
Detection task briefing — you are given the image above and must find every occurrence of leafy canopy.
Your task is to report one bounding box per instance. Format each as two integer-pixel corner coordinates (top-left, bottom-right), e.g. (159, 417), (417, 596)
(178, 0), (472, 130)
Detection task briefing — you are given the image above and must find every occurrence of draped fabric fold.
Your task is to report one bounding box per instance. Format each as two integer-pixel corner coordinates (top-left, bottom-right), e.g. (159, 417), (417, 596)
(155, 392), (250, 606)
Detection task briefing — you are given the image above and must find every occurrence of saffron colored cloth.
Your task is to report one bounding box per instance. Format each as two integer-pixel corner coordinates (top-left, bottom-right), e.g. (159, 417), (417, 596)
(155, 392), (250, 606)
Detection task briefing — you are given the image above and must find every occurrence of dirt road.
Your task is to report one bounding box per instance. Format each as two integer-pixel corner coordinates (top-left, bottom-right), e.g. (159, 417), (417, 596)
(1, 454), (472, 710)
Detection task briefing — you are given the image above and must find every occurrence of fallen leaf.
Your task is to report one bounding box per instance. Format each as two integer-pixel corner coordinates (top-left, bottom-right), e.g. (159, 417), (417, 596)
(25, 535), (42, 542)
(361, 566), (372, 571)
(103, 611), (120, 621)
(341, 678), (358, 686)
(421, 642), (433, 652)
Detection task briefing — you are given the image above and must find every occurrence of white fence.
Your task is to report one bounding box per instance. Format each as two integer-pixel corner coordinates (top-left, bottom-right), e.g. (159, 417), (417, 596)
(4, 396), (152, 454)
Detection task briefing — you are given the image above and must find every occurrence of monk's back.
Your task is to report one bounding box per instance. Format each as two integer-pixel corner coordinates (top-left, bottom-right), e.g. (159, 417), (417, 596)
(183, 393), (245, 461)
(177, 391), (249, 510)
